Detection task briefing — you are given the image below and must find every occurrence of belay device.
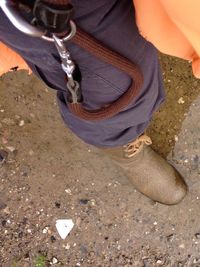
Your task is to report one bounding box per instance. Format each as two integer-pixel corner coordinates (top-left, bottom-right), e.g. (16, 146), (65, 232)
(0, 0), (143, 121)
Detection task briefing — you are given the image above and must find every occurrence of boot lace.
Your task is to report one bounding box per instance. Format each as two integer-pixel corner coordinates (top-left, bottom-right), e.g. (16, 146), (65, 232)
(124, 135), (152, 158)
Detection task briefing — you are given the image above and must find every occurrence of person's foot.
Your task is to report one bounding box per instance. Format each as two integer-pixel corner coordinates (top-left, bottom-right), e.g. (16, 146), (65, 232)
(101, 135), (187, 205)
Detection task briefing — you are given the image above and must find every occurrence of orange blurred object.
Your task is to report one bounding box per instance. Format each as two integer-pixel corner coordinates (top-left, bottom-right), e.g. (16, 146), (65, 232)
(0, 42), (31, 76)
(133, 0), (200, 78)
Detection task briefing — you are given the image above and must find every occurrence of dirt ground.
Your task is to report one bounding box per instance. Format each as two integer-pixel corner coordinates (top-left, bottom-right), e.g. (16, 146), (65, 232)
(1, 55), (200, 267)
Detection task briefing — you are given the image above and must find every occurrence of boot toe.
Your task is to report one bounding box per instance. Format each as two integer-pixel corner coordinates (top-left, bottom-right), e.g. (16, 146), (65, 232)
(146, 170), (188, 205)
(162, 178), (187, 205)
(131, 154), (188, 205)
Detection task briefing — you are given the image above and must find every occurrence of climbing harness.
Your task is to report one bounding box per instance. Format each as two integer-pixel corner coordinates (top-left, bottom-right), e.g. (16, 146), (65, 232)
(0, 0), (143, 121)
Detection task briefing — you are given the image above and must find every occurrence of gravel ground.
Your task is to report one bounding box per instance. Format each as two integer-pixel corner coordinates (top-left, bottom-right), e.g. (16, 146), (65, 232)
(1, 55), (200, 267)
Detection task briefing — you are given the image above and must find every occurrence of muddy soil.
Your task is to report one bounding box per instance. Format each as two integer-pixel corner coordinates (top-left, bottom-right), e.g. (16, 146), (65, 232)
(1, 55), (200, 267)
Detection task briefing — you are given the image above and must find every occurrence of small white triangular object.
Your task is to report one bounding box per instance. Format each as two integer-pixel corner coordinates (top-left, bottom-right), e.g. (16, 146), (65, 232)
(56, 219), (74, 239)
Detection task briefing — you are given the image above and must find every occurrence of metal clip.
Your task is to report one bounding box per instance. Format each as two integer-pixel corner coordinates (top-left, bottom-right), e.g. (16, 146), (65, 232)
(67, 80), (81, 104)
(53, 33), (82, 104)
(53, 33), (76, 86)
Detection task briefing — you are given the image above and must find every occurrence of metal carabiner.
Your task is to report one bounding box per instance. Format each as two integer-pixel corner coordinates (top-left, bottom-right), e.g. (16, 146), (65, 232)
(53, 33), (82, 104)
(53, 33), (77, 86)
(0, 0), (45, 37)
(42, 21), (77, 42)
(0, 1), (77, 41)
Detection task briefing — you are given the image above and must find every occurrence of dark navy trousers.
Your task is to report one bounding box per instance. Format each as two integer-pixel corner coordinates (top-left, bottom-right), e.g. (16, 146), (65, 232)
(0, 0), (165, 147)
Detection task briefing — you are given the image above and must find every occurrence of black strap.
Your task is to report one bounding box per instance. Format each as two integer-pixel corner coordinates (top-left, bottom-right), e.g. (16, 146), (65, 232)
(13, 0), (74, 34)
(33, 0), (74, 34)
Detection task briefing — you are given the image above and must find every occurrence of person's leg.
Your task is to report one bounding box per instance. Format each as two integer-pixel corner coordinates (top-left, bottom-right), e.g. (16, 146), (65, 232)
(0, 0), (187, 204)
(55, 0), (187, 204)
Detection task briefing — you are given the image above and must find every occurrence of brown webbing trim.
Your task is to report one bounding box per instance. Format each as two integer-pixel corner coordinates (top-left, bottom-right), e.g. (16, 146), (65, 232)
(68, 28), (143, 121)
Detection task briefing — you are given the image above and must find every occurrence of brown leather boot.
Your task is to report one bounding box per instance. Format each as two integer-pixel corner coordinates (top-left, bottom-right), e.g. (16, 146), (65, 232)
(101, 135), (187, 205)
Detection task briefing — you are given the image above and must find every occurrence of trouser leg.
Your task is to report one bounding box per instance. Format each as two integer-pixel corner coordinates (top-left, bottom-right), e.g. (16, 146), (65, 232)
(56, 42), (165, 147)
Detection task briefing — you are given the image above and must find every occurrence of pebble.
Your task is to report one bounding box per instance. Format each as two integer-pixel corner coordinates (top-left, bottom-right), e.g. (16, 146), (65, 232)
(90, 199), (96, 206)
(64, 244), (70, 250)
(19, 120), (25, 127)
(65, 188), (72, 195)
(178, 97), (185, 104)
(117, 245), (121, 250)
(174, 135), (179, 142)
(42, 226), (49, 234)
(51, 257), (58, 264)
(179, 244), (185, 249)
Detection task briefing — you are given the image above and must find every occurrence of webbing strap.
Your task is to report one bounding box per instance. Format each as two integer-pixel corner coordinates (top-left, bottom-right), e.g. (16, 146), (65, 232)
(68, 28), (143, 121)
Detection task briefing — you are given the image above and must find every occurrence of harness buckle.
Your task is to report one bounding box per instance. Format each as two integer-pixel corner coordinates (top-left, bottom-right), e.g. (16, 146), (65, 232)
(33, 0), (74, 34)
